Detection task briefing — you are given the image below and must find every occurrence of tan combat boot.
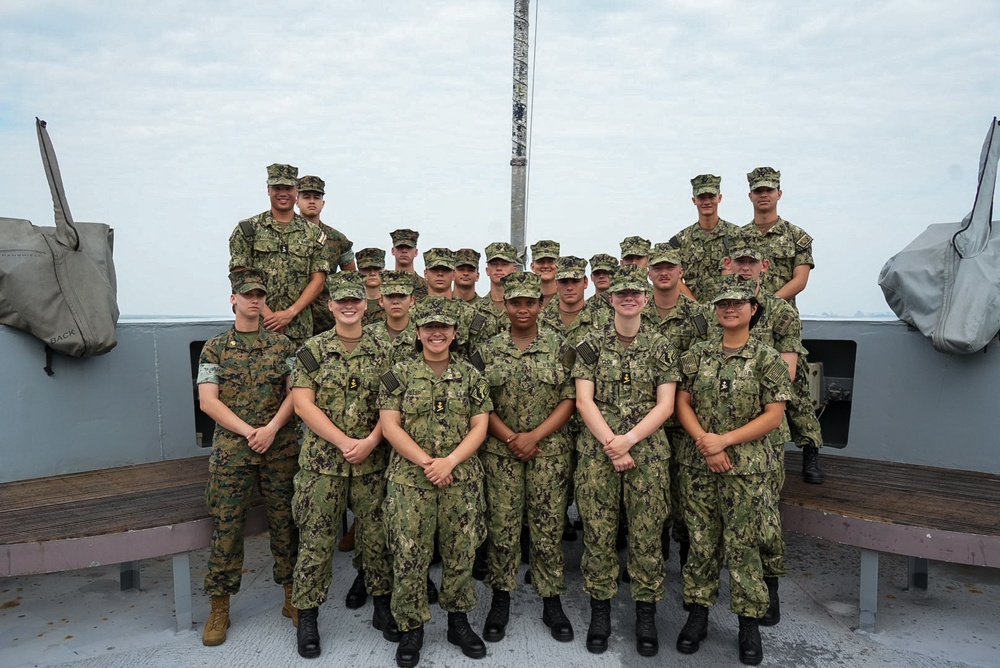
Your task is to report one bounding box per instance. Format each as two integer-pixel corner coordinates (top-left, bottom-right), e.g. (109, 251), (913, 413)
(202, 595), (231, 646)
(282, 583), (299, 627)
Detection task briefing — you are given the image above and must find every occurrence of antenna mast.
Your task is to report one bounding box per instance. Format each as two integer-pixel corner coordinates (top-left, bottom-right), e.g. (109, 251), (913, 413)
(510, 0), (530, 267)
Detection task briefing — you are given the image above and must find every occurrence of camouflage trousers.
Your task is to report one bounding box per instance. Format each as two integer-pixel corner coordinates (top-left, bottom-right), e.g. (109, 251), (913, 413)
(761, 458), (787, 578)
(384, 480), (485, 631)
(482, 451), (571, 597)
(204, 458), (299, 596)
(575, 453), (671, 602)
(788, 358), (823, 450)
(291, 467), (392, 608)
(666, 425), (690, 544)
(678, 466), (782, 617)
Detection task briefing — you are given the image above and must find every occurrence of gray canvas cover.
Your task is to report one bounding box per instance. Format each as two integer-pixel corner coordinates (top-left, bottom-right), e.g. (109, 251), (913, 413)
(879, 117), (1000, 354)
(0, 118), (119, 357)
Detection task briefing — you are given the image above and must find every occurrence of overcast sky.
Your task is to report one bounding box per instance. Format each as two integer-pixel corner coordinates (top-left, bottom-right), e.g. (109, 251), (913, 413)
(2, 0), (998, 318)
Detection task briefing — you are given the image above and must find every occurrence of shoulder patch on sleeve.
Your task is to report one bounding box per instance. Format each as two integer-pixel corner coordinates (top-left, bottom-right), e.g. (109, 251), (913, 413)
(795, 232), (813, 250)
(297, 348), (320, 373)
(317, 230), (327, 246)
(575, 340), (599, 365)
(469, 350), (485, 372)
(668, 234), (681, 249)
(762, 358), (788, 387)
(562, 346), (577, 370)
(693, 312), (708, 336)
(470, 377), (489, 405)
(239, 219), (255, 238)
(380, 370), (400, 393)
(470, 312), (487, 333)
(680, 351), (699, 376)
(773, 310), (794, 335)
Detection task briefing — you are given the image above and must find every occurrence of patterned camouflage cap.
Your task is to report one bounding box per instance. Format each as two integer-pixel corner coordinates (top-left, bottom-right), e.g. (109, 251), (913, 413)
(412, 295), (458, 327)
(747, 166), (780, 190)
(379, 270), (416, 296)
(485, 241), (518, 263)
(589, 253), (619, 273)
(390, 228), (419, 248)
(229, 268), (267, 295)
(455, 247), (481, 268)
(556, 255), (588, 280)
(726, 241), (764, 262)
(502, 271), (542, 299)
(649, 242), (683, 266)
(327, 271), (366, 301)
(711, 274), (757, 303)
(608, 265), (650, 293)
(619, 235), (651, 258)
(266, 163), (298, 187)
(423, 248), (456, 270)
(691, 174), (722, 196)
(355, 247), (386, 269)
(530, 239), (560, 261)
(297, 174), (325, 194)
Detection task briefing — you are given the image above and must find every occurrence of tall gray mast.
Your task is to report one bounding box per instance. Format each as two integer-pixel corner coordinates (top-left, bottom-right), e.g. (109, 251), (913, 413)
(510, 0), (530, 267)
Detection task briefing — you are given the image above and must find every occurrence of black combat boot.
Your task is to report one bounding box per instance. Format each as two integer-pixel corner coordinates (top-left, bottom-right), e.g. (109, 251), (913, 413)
(395, 625), (423, 668)
(675, 604), (708, 654)
(447, 611), (487, 658)
(542, 595), (574, 642)
(802, 445), (826, 484)
(482, 589), (510, 642)
(635, 601), (659, 657)
(586, 597), (611, 654)
(345, 569), (368, 609)
(372, 594), (401, 642)
(737, 615), (763, 665)
(426, 576), (439, 605)
(296, 607), (321, 658)
(761, 577), (780, 627)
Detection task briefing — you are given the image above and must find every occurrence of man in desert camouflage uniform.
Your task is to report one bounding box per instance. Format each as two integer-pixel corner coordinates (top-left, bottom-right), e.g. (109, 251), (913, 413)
(529, 240), (560, 307)
(296, 175), (356, 335)
(380, 297), (493, 667)
(390, 228), (429, 299)
(289, 272), (397, 657)
(572, 265), (679, 657)
(674, 274), (791, 663)
(669, 174), (740, 303)
(474, 271), (577, 645)
(586, 253), (618, 316)
(619, 236), (651, 267)
(197, 269), (299, 647)
(357, 248), (387, 326)
(453, 248), (482, 303)
(228, 163), (330, 344)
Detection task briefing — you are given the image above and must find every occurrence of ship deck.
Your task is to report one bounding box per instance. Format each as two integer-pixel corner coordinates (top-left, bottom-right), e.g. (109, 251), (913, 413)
(2, 517), (997, 668)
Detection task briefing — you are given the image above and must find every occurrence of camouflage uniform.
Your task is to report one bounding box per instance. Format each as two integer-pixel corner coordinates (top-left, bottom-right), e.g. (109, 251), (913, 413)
(677, 333), (792, 617)
(467, 242), (519, 351)
(587, 253), (618, 317)
(572, 319), (679, 603)
(476, 319), (576, 597)
(379, 352), (493, 632)
(229, 166), (331, 344)
(356, 248), (387, 326)
(309, 221), (354, 334)
(389, 228), (428, 299)
(740, 217), (814, 310)
(670, 220), (741, 303)
(290, 327), (395, 608)
(198, 324), (299, 596)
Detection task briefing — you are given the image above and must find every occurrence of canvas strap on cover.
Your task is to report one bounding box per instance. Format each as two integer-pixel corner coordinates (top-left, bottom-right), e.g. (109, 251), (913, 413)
(878, 117), (1000, 354)
(0, 118), (119, 367)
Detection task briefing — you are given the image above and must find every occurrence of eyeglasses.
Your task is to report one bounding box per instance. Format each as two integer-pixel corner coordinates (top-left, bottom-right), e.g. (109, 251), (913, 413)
(715, 299), (749, 310)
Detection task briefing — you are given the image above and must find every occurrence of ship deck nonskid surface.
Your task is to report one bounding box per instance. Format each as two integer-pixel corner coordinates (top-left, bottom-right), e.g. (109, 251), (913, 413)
(2, 527), (997, 668)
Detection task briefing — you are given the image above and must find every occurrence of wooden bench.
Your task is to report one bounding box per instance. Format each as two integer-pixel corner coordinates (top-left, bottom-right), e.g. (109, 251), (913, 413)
(780, 450), (1000, 632)
(0, 456), (267, 632)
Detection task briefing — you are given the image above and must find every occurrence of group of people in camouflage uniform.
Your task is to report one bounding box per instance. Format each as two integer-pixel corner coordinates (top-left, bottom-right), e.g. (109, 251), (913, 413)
(196, 161), (824, 667)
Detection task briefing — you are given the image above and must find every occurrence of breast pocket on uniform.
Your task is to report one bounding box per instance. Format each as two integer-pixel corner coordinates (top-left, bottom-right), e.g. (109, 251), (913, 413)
(401, 390), (432, 417)
(594, 364), (619, 404)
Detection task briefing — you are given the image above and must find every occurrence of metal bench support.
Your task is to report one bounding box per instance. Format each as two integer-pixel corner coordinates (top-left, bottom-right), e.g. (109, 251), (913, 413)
(172, 552), (193, 632)
(859, 549), (879, 633)
(120, 561), (140, 590)
(907, 556), (928, 590)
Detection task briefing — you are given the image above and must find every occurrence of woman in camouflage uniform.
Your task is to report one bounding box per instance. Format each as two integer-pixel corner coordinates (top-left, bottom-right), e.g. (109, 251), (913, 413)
(674, 275), (791, 666)
(288, 272), (397, 658)
(379, 296), (493, 668)
(474, 272), (576, 644)
(572, 265), (678, 657)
